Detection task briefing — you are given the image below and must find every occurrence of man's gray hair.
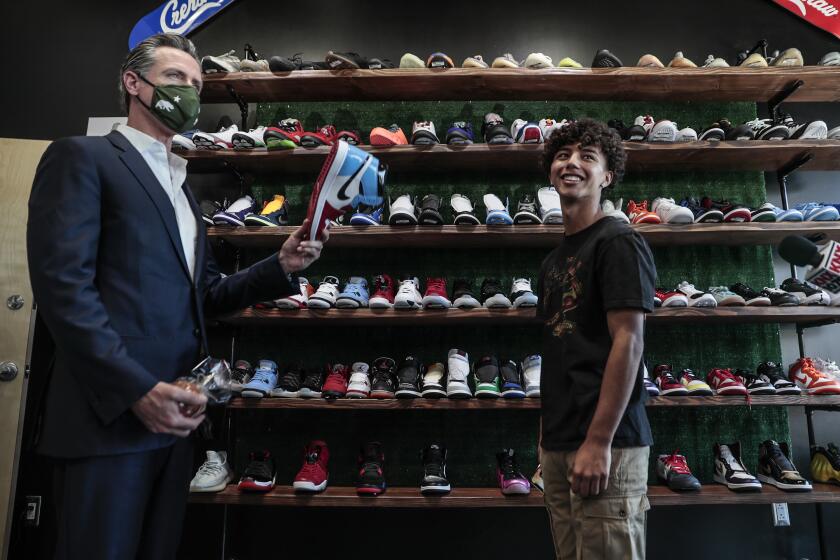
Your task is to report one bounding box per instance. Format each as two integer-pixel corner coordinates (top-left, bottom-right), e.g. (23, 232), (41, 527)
(118, 33), (199, 113)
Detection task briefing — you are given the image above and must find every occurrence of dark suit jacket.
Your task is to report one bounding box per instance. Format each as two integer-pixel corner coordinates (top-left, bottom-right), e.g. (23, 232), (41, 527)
(27, 130), (295, 458)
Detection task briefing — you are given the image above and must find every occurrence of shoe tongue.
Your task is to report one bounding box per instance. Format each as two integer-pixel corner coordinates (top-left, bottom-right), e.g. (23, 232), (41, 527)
(205, 450), (223, 464)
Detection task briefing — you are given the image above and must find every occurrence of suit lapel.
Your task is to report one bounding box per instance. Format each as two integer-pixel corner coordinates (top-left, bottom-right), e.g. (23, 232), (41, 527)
(183, 184), (205, 286)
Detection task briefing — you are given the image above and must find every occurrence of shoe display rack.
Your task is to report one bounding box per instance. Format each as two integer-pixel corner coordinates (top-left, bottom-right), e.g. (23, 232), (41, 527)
(185, 67), (840, 558)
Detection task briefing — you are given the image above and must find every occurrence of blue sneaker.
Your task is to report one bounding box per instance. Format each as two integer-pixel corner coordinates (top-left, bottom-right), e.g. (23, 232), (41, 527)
(795, 202), (840, 221)
(766, 203), (804, 222)
(679, 197), (723, 223)
(445, 121), (474, 145)
(500, 359), (526, 399)
(349, 204), (384, 225)
(336, 276), (369, 308)
(484, 193), (513, 225)
(241, 360), (278, 398)
(213, 195), (256, 227)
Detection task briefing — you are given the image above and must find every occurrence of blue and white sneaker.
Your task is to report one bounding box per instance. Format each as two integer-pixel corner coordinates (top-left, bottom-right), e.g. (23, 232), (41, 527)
(213, 195), (255, 227)
(795, 202), (840, 221)
(336, 276), (370, 308)
(241, 360), (278, 398)
(766, 203), (804, 222)
(445, 122), (474, 145)
(349, 205), (384, 225)
(483, 193), (513, 225)
(173, 129), (198, 150)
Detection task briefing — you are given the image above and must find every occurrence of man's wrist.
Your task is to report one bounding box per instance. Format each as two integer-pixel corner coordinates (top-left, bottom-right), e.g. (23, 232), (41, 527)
(583, 432), (612, 448)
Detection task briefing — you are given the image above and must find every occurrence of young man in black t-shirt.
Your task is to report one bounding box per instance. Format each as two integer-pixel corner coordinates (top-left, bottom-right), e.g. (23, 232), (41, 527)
(536, 119), (656, 560)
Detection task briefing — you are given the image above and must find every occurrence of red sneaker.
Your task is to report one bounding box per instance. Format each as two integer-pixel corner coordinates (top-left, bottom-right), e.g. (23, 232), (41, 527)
(655, 289), (688, 308)
(652, 364), (689, 395)
(627, 200), (661, 224)
(321, 363), (350, 398)
(336, 129), (362, 145)
(706, 368), (748, 396)
(264, 118), (303, 150)
(293, 440), (330, 493)
(789, 358), (840, 395)
(369, 274), (395, 308)
(301, 124), (337, 147)
(421, 277), (451, 309)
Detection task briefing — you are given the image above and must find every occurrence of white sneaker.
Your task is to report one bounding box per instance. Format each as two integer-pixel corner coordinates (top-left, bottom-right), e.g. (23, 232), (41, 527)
(400, 53), (425, 68)
(602, 198), (629, 223)
(447, 349), (473, 398)
(173, 133), (196, 150)
(511, 119), (543, 144)
(388, 195), (418, 225)
(510, 278), (538, 308)
(232, 126), (267, 149)
(537, 187), (563, 224)
(652, 197), (694, 224)
(421, 362), (447, 398)
(633, 115), (655, 139)
(703, 54), (730, 67)
(462, 54), (489, 68)
(522, 355), (541, 397)
(394, 277), (423, 309)
(190, 450), (234, 492)
(524, 52), (553, 69)
(484, 194), (513, 225)
(538, 118), (568, 140)
(676, 127), (698, 142)
(648, 120), (678, 142)
(677, 281), (718, 307)
(451, 194), (481, 225)
(201, 50), (242, 73)
(275, 277), (311, 309)
(492, 53), (521, 68)
(307, 276), (340, 308)
(828, 125), (840, 140)
(346, 362), (371, 398)
(411, 121), (439, 145)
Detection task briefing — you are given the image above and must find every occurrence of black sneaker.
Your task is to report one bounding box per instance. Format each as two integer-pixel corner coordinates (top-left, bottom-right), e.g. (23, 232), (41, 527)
(780, 278), (830, 306)
(481, 278), (512, 308)
(272, 363), (304, 397)
(418, 194), (445, 225)
(744, 118), (790, 140)
(734, 369), (776, 395)
(365, 57), (395, 69)
(607, 119), (629, 139)
(482, 113), (514, 144)
(592, 49), (622, 67)
(230, 359), (253, 393)
(757, 361), (801, 395)
(395, 356), (425, 398)
(325, 50), (367, 69)
(758, 440), (812, 492)
(474, 356), (501, 398)
(719, 118), (755, 141)
(200, 200), (224, 226)
(268, 53), (301, 72)
(760, 287), (800, 307)
(370, 357), (397, 399)
(680, 197), (723, 223)
(779, 113), (829, 140)
(713, 442), (762, 492)
(357, 442), (386, 496)
(420, 444), (451, 494)
(698, 122), (726, 141)
(500, 359), (525, 398)
(513, 194), (541, 224)
(238, 450), (276, 492)
(452, 279), (481, 309)
(298, 367), (325, 398)
(729, 282), (772, 306)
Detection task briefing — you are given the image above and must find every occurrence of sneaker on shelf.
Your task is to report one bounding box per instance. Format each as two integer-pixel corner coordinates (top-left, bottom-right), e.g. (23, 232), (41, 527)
(647, 120), (678, 143)
(238, 450), (276, 492)
(680, 196), (725, 222)
(264, 118), (304, 150)
(765, 203), (803, 222)
(349, 204), (384, 226)
(510, 278), (538, 308)
(213, 195), (255, 226)
(497, 449), (531, 494)
(500, 359), (526, 398)
(643, 363), (660, 396)
(758, 440), (812, 492)
(769, 47), (804, 67)
(271, 363), (305, 397)
(750, 202), (778, 223)
(814, 358), (840, 382)
(602, 199), (629, 223)
(652, 364), (690, 396)
(779, 114), (828, 140)
(729, 282), (772, 306)
(446, 122), (474, 145)
(668, 51), (697, 67)
(524, 52), (553, 69)
(241, 360), (278, 398)
(244, 195), (288, 227)
(829, 125), (840, 140)
(703, 54), (730, 67)
(655, 289), (688, 307)
(780, 277), (831, 306)
(370, 124), (408, 146)
(293, 441), (330, 493)
(484, 194), (513, 225)
(760, 287), (800, 307)
(230, 360), (254, 394)
(714, 442), (762, 492)
(346, 362), (371, 398)
(676, 127), (698, 143)
(789, 358), (840, 395)
(743, 118), (790, 140)
(322, 363), (350, 399)
(200, 199), (223, 225)
(336, 276), (370, 309)
(173, 130), (198, 150)
(232, 126), (267, 149)
(273, 277), (314, 309)
(399, 53), (425, 68)
(418, 194), (445, 225)
(637, 54), (665, 67)
(718, 118), (755, 141)
(482, 113), (514, 144)
(676, 281), (718, 307)
(452, 279), (481, 309)
(336, 129), (362, 145)
(370, 357), (397, 399)
(708, 286), (746, 306)
(511, 119), (543, 144)
(474, 356), (501, 398)
(627, 200), (661, 224)
(463, 54), (489, 68)
(626, 115), (654, 141)
(757, 361), (802, 395)
(513, 194), (542, 224)
(298, 367), (325, 398)
(388, 195), (419, 225)
(190, 450), (235, 492)
(810, 443), (840, 485)
(537, 187), (563, 224)
(592, 49), (623, 67)
(447, 349), (473, 398)
(700, 197), (752, 222)
(357, 442), (386, 495)
(819, 51), (840, 66)
(676, 368), (714, 396)
(451, 194), (481, 225)
(539, 117), (568, 139)
(706, 368), (748, 396)
(300, 124), (337, 147)
(426, 52), (455, 69)
(481, 278), (513, 308)
(556, 57), (582, 68)
(411, 121), (439, 145)
(652, 197), (694, 224)
(794, 202), (840, 222)
(739, 51), (768, 68)
(492, 53), (521, 68)
(394, 277), (423, 309)
(656, 452), (702, 491)
(369, 274), (395, 309)
(421, 444), (451, 494)
(307, 276), (341, 309)
(324, 50), (367, 69)
(421, 362), (447, 398)
(522, 354), (541, 397)
(201, 49), (241, 73)
(735, 368), (777, 395)
(698, 122), (726, 141)
(422, 277), (451, 308)
(395, 356), (425, 398)
(532, 465), (545, 492)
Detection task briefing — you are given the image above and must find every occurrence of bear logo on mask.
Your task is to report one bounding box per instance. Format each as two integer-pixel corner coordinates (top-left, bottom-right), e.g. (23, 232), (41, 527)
(155, 100), (176, 112)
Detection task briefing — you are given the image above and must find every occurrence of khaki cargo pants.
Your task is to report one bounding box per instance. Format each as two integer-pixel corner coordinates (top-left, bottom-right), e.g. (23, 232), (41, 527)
(542, 446), (650, 560)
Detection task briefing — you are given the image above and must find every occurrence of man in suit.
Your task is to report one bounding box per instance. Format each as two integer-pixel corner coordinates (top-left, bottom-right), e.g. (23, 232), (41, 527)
(26, 33), (325, 558)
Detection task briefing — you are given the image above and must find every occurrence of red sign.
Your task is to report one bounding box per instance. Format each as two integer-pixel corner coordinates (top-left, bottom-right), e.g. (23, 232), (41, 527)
(771, 0), (840, 38)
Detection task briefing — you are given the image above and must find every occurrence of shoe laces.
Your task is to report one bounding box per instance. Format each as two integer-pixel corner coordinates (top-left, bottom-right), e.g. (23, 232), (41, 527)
(326, 364), (348, 383)
(299, 446), (324, 476)
(244, 458), (273, 479)
(251, 369), (274, 384)
(197, 459), (225, 477)
(499, 452), (521, 479)
(665, 451), (691, 474)
(374, 275), (391, 294)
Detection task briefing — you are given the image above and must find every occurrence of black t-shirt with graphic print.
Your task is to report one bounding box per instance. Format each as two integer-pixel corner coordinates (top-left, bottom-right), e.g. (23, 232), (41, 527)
(537, 216), (656, 451)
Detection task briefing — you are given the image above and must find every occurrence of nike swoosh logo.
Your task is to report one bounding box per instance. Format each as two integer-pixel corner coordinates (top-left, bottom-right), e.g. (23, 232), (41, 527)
(336, 155), (371, 202)
(789, 0), (807, 16)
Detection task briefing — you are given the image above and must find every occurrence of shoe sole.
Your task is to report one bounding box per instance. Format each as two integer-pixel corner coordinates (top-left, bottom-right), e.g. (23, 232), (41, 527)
(660, 388), (690, 396)
(418, 210), (444, 225)
(453, 296), (481, 308)
(446, 388), (472, 399)
(297, 389), (322, 398)
(475, 389), (501, 398)
(244, 216), (281, 227)
(293, 480), (328, 492)
(346, 390), (369, 398)
(501, 483), (531, 495)
(421, 485), (451, 494)
(686, 389), (714, 396)
(661, 297), (688, 307)
(325, 52), (361, 69)
(756, 474), (812, 492)
(649, 126), (678, 143)
(713, 474), (761, 492)
(193, 134), (230, 150)
(349, 215), (381, 226)
(306, 298), (335, 309)
(513, 211), (542, 224)
(369, 298), (394, 309)
(240, 389), (269, 398)
(502, 389), (526, 398)
(335, 299), (364, 309)
(513, 293), (539, 308)
(713, 388), (749, 396)
(357, 485), (386, 495)
(370, 390), (396, 399)
(486, 211), (514, 225)
(388, 211), (418, 225)
(269, 389), (300, 397)
(213, 214), (246, 227)
(422, 388), (447, 398)
(483, 294), (512, 308)
(190, 474), (233, 493)
(422, 295), (452, 308)
(395, 389), (422, 398)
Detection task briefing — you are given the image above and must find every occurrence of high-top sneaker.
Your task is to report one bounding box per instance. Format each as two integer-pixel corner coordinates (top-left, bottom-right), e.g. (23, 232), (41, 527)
(513, 194), (542, 224)
(230, 360), (253, 394)
(297, 367), (325, 398)
(418, 194), (445, 225)
(395, 356), (425, 398)
(447, 349), (473, 398)
(757, 440), (812, 492)
(474, 356), (501, 398)
(451, 194), (481, 225)
(293, 441), (330, 493)
(421, 362), (447, 398)
(757, 361), (801, 395)
(370, 357), (397, 399)
(308, 276), (341, 309)
(394, 277), (423, 309)
(422, 277), (451, 308)
(238, 450), (276, 492)
(336, 276), (370, 309)
(357, 442), (386, 495)
(713, 442), (762, 492)
(452, 279), (481, 309)
(788, 358), (840, 395)
(810, 443), (840, 485)
(369, 274), (395, 309)
(241, 360), (278, 398)
(421, 444), (451, 494)
(322, 364), (350, 399)
(522, 354), (541, 397)
(481, 278), (512, 308)
(510, 278), (538, 308)
(346, 362), (371, 398)
(274, 277), (314, 309)
(500, 359), (525, 398)
(271, 363), (305, 397)
(496, 449), (531, 495)
(301, 124), (337, 147)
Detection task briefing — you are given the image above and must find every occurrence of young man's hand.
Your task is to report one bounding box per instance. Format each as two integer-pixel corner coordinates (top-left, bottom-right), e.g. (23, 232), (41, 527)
(571, 438), (611, 497)
(277, 219), (329, 273)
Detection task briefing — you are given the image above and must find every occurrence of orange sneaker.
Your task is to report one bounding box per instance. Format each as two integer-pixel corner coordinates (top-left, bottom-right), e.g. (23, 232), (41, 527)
(370, 124), (408, 146)
(627, 200), (662, 224)
(789, 358), (840, 395)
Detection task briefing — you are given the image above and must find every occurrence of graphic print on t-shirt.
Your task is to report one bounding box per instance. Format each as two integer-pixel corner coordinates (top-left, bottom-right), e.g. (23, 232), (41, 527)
(545, 257), (583, 338)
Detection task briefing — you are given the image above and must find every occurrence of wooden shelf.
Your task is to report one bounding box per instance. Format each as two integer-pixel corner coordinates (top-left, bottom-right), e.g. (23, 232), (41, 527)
(216, 307), (840, 327)
(199, 67), (840, 103)
(188, 483), (840, 508)
(226, 395), (840, 410)
(208, 222), (840, 249)
(182, 140), (840, 174)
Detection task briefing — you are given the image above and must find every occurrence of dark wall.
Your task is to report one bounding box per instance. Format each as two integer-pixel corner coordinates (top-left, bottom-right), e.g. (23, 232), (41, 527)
(5, 1), (840, 559)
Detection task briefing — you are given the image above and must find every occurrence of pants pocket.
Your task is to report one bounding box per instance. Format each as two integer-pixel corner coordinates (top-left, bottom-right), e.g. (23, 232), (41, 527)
(580, 494), (649, 559)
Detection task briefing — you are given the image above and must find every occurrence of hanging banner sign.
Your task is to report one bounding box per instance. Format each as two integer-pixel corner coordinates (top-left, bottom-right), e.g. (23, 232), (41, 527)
(770, 0), (840, 39)
(129, 0), (238, 49)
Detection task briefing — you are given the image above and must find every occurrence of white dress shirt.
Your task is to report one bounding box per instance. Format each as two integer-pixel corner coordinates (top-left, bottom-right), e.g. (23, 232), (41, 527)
(116, 124), (197, 280)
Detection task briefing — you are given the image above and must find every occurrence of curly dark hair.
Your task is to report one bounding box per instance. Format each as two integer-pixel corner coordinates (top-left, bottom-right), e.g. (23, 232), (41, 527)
(541, 118), (626, 186)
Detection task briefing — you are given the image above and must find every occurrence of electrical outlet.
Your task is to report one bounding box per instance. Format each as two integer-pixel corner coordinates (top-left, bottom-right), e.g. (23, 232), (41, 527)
(24, 496), (41, 527)
(772, 502), (790, 527)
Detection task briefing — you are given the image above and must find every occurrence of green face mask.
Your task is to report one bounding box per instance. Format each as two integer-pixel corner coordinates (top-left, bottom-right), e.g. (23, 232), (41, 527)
(138, 75), (201, 133)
